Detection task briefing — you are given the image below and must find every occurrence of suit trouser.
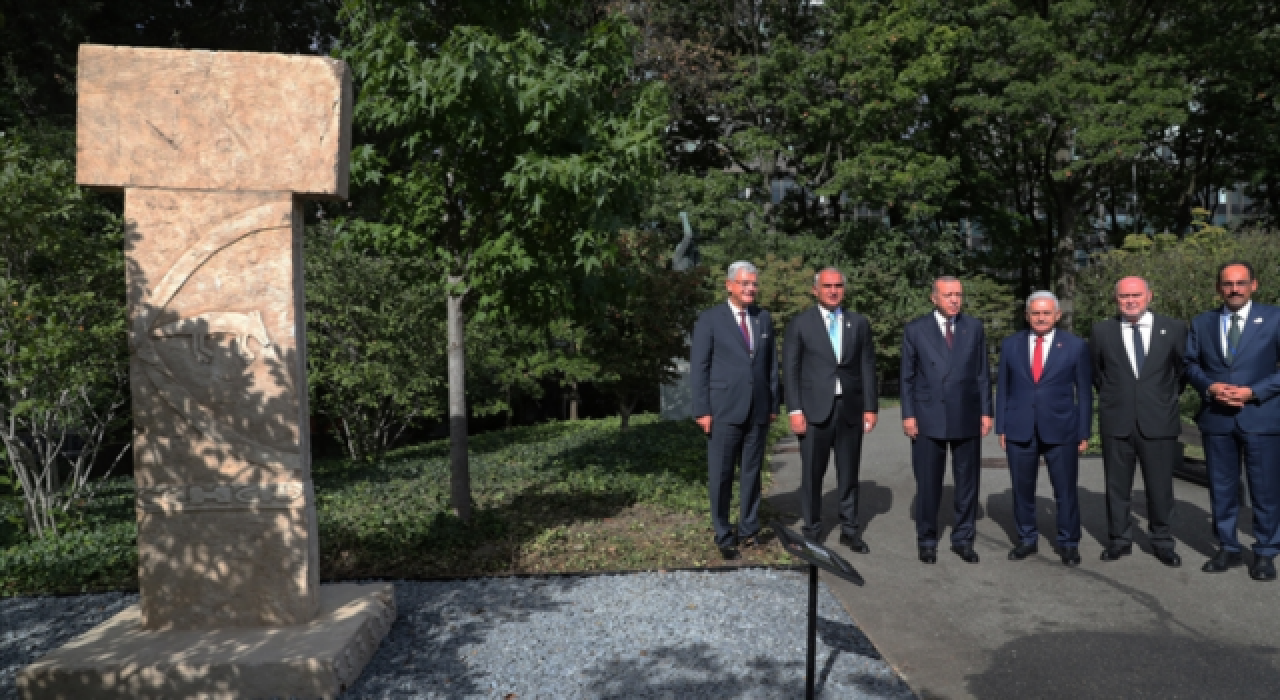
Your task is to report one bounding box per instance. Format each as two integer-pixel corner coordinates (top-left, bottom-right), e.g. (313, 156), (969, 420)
(1100, 429), (1177, 550)
(912, 435), (981, 547)
(1006, 433), (1081, 547)
(800, 396), (864, 539)
(707, 409), (768, 547)
(1203, 428), (1280, 557)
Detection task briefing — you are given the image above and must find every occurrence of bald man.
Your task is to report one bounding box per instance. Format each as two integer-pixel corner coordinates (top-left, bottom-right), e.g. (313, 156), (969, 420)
(1089, 277), (1186, 567)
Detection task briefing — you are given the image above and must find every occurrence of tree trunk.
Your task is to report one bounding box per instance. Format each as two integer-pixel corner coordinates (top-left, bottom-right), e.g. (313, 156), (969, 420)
(618, 395), (636, 432)
(446, 276), (471, 522)
(1054, 185), (1080, 330)
(568, 381), (580, 421)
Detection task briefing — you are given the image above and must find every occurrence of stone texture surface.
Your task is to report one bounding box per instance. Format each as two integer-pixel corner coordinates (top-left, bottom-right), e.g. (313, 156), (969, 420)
(77, 45), (351, 197)
(126, 188), (318, 630)
(16, 584), (395, 700)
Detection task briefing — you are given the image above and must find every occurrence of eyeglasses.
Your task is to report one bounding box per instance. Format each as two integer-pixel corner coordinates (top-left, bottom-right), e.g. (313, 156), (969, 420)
(1220, 281), (1253, 288)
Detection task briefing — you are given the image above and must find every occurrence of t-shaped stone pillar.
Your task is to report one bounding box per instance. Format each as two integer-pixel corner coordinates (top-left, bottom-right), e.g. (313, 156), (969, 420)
(19, 45), (393, 699)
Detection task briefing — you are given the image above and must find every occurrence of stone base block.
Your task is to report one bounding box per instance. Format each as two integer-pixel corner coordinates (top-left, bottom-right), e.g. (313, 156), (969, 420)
(17, 583), (395, 700)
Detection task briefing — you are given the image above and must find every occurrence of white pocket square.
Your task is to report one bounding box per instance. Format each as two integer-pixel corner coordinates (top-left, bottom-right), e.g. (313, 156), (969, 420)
(1255, 318), (1264, 324)
(1160, 329), (1167, 334)
(761, 334), (769, 338)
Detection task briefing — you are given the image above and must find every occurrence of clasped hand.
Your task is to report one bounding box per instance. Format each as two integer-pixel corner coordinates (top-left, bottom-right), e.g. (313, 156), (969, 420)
(1209, 382), (1254, 407)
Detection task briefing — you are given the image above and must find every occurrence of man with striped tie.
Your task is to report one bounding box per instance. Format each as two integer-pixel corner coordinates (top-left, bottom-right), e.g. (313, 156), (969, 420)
(784, 267), (879, 551)
(1186, 261), (1280, 581)
(995, 291), (1092, 566)
(691, 261), (779, 560)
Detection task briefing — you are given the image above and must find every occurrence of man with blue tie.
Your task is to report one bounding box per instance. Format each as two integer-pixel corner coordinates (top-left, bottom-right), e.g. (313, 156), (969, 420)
(900, 277), (993, 564)
(691, 261), (779, 561)
(1186, 261), (1280, 581)
(995, 291), (1092, 567)
(784, 267), (879, 551)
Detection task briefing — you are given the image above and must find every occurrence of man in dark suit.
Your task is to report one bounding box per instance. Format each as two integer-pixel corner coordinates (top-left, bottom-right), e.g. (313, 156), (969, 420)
(784, 267), (878, 552)
(1186, 261), (1280, 581)
(996, 291), (1092, 567)
(900, 276), (993, 564)
(691, 261), (779, 560)
(1090, 276), (1186, 567)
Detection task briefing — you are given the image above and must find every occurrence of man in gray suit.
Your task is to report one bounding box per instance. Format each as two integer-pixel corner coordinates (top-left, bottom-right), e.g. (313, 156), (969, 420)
(691, 261), (779, 560)
(784, 267), (879, 551)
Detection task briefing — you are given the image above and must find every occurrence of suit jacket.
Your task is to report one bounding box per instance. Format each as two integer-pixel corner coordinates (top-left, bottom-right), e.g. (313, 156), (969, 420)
(900, 312), (992, 440)
(783, 305), (878, 423)
(690, 302), (779, 425)
(1090, 314), (1187, 439)
(996, 329), (1092, 444)
(1186, 302), (1280, 434)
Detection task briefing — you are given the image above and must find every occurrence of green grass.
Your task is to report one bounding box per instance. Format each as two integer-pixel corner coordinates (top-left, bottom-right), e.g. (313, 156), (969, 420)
(1, 414), (793, 596)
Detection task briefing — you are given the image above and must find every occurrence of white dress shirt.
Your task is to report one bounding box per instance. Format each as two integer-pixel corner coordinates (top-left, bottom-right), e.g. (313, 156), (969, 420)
(820, 306), (843, 395)
(1219, 300), (1253, 360)
(727, 300), (753, 354)
(1119, 311), (1153, 378)
(790, 306), (844, 415)
(1029, 329), (1055, 371)
(934, 310), (955, 341)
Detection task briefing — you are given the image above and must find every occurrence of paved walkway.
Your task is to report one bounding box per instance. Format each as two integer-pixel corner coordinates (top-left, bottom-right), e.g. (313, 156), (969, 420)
(766, 406), (1280, 700)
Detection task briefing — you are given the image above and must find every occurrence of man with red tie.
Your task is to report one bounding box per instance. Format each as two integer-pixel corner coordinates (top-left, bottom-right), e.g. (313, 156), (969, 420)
(995, 291), (1093, 566)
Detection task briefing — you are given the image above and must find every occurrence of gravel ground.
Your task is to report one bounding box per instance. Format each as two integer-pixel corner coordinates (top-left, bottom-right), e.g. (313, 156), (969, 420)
(1, 570), (913, 699)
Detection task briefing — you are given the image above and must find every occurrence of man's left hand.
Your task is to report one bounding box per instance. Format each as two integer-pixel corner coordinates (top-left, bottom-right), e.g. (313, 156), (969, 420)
(1226, 386), (1254, 404)
(1078, 439), (1090, 454)
(863, 412), (878, 434)
(769, 414), (777, 423)
(981, 416), (993, 437)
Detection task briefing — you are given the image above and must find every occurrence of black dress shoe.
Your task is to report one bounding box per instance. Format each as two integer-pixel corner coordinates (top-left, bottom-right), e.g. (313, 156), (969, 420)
(839, 533), (870, 554)
(718, 545), (740, 561)
(1060, 547), (1081, 567)
(919, 546), (937, 564)
(1099, 543), (1132, 562)
(1154, 548), (1182, 568)
(1250, 555), (1277, 581)
(1008, 543), (1039, 561)
(739, 533), (759, 549)
(1202, 549), (1243, 573)
(951, 544), (980, 563)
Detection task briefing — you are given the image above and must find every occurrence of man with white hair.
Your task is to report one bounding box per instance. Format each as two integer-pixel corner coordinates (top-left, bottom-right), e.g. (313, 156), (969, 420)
(995, 291), (1093, 567)
(691, 261), (779, 560)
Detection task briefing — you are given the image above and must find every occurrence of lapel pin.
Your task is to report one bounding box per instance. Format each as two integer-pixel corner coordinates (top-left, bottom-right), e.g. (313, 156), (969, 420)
(1161, 329), (1166, 334)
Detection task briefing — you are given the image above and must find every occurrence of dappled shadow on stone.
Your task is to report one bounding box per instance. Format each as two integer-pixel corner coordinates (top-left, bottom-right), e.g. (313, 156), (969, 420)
(966, 629), (1280, 700)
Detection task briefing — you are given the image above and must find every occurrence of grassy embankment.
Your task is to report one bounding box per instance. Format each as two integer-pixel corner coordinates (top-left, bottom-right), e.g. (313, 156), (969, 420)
(1, 414), (796, 596)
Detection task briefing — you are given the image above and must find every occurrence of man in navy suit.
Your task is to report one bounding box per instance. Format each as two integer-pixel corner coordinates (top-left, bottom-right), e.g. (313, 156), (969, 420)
(995, 291), (1092, 567)
(1186, 261), (1280, 581)
(691, 261), (779, 560)
(900, 277), (993, 564)
(784, 267), (879, 552)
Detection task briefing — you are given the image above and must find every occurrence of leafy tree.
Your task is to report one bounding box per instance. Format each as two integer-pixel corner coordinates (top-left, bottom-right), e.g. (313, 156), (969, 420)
(1074, 209), (1280, 331)
(337, 1), (666, 520)
(0, 131), (128, 538)
(583, 230), (709, 430)
(305, 221), (444, 463)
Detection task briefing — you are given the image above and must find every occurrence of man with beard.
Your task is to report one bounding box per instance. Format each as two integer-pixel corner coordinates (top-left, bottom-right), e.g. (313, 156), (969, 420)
(1186, 261), (1280, 581)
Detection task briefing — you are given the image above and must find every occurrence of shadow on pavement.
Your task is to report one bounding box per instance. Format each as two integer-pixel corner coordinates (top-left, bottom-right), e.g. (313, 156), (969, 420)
(965, 628), (1280, 700)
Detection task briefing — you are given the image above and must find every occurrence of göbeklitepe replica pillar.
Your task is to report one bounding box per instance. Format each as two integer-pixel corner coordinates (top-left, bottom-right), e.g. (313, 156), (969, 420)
(18, 46), (394, 699)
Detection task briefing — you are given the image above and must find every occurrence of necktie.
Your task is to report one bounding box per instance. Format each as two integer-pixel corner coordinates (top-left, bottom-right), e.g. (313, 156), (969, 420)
(828, 312), (841, 359)
(1131, 323), (1145, 376)
(1032, 335), (1044, 383)
(738, 310), (752, 352)
(1227, 313), (1242, 364)
(945, 318), (954, 349)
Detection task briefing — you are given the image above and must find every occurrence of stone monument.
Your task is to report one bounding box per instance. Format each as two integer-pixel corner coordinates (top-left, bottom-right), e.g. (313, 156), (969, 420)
(18, 45), (394, 699)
